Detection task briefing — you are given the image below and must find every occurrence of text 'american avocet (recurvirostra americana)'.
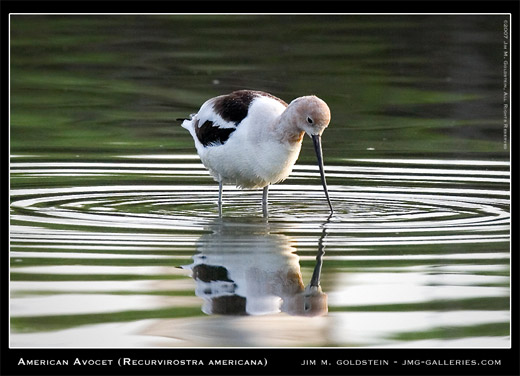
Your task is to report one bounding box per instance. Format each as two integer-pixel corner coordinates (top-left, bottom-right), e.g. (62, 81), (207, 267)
(181, 90), (333, 215)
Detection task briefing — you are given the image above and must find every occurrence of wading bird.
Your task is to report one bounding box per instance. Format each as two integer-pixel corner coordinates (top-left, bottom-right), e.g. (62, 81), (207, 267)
(181, 90), (333, 215)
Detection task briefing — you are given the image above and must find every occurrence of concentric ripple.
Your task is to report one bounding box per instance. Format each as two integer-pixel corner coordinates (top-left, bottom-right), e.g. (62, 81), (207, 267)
(10, 157), (510, 247)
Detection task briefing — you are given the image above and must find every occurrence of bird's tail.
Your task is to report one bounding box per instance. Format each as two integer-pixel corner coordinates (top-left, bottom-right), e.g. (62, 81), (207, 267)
(178, 114), (196, 130)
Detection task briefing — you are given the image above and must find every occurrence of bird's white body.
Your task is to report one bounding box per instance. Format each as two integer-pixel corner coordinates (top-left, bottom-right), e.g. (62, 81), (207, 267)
(181, 90), (333, 213)
(182, 94), (302, 188)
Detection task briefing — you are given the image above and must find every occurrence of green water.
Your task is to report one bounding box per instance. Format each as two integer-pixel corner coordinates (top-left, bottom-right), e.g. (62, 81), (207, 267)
(10, 15), (510, 347)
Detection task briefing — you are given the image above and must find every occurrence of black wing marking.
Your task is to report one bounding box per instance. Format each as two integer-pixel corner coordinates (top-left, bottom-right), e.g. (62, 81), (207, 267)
(211, 90), (257, 124)
(195, 119), (236, 147)
(192, 264), (234, 283)
(194, 90), (288, 147)
(212, 90), (288, 125)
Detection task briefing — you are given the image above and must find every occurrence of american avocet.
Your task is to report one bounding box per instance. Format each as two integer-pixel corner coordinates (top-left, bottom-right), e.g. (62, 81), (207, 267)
(181, 90), (333, 214)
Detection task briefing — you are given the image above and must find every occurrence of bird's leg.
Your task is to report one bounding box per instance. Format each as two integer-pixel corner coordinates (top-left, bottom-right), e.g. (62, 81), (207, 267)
(262, 185), (269, 217)
(218, 181), (223, 217)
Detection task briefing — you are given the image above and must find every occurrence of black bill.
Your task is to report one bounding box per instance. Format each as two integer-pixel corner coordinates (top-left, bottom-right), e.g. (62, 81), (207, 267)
(311, 134), (333, 213)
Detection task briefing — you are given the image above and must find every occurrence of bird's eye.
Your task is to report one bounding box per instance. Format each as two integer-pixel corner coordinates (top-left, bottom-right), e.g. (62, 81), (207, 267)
(307, 117), (314, 124)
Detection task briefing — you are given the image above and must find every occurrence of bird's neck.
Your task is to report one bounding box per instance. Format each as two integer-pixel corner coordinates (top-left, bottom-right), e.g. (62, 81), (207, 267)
(270, 110), (305, 146)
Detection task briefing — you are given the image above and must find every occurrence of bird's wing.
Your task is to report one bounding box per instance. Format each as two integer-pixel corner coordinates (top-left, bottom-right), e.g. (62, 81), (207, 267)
(191, 90), (288, 147)
(192, 91), (256, 147)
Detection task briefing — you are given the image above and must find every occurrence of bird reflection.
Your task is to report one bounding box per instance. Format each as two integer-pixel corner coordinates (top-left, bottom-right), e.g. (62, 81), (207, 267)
(183, 218), (329, 317)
